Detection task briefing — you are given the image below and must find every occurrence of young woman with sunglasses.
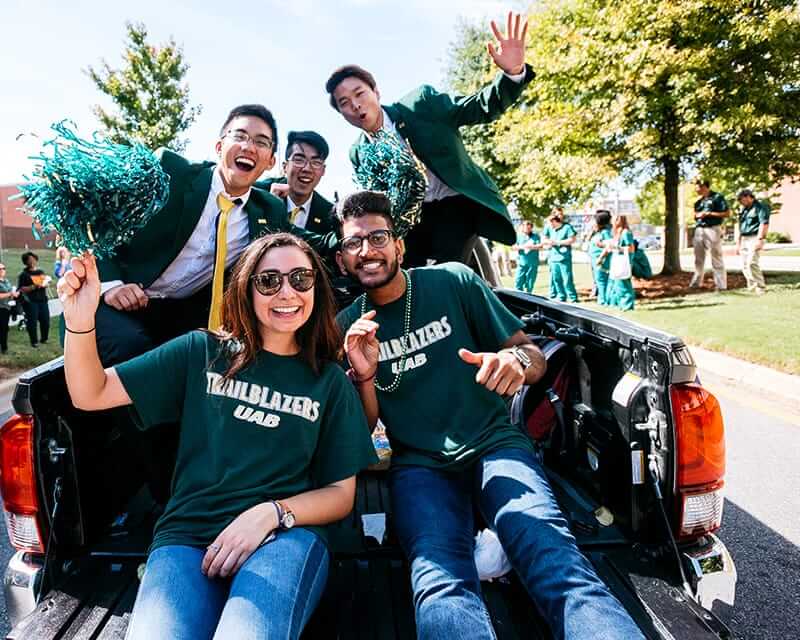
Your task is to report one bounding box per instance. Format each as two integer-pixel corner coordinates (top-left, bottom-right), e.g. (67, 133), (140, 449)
(58, 233), (377, 640)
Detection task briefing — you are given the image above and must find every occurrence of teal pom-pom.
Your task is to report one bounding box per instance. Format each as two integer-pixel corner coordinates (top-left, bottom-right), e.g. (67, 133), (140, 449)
(353, 129), (427, 238)
(15, 121), (170, 259)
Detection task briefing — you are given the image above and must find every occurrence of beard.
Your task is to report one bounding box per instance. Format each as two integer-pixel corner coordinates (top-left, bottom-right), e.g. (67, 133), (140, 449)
(355, 254), (400, 290)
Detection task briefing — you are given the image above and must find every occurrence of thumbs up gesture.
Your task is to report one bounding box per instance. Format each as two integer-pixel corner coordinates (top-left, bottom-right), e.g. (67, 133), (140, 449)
(458, 347), (525, 396)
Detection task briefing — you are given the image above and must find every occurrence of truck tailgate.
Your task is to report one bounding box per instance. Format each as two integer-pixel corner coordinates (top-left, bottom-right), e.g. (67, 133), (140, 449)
(7, 474), (730, 640)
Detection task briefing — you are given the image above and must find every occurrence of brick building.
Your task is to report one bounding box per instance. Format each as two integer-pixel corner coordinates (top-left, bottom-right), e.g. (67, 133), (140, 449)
(772, 177), (800, 242)
(0, 184), (56, 250)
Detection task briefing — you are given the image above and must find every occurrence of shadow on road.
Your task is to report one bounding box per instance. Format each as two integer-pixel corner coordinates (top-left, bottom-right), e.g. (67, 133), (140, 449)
(718, 499), (800, 640)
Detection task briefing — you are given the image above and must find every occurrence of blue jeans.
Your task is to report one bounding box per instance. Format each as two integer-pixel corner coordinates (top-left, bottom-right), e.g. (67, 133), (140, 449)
(390, 448), (644, 640)
(125, 528), (329, 640)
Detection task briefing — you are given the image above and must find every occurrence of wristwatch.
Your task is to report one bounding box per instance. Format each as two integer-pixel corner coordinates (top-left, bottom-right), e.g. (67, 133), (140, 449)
(274, 500), (296, 530)
(509, 345), (532, 371)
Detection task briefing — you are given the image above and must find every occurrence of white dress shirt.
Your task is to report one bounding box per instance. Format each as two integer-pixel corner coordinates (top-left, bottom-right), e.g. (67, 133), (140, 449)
(144, 169), (252, 299)
(286, 195), (310, 229)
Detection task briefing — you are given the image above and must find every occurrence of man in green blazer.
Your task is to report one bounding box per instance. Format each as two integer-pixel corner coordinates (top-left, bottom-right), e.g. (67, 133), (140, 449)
(89, 105), (335, 365)
(325, 11), (532, 268)
(257, 130), (337, 235)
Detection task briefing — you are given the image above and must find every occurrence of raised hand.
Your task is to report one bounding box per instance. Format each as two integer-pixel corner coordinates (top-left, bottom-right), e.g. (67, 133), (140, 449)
(458, 347), (525, 396)
(57, 253), (101, 332)
(344, 310), (380, 380)
(488, 11), (528, 75)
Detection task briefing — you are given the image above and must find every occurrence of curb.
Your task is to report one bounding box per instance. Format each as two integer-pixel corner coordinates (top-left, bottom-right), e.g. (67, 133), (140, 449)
(690, 346), (800, 404)
(0, 377), (18, 396)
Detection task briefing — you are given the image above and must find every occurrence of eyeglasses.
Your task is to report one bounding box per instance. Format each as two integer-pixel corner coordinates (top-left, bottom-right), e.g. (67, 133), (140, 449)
(289, 154), (325, 171)
(225, 130), (274, 152)
(340, 229), (395, 255)
(250, 268), (316, 296)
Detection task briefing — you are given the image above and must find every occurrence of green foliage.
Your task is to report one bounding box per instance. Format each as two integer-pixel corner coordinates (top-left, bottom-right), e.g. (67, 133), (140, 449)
(766, 231), (792, 243)
(445, 1), (800, 270)
(86, 22), (201, 152)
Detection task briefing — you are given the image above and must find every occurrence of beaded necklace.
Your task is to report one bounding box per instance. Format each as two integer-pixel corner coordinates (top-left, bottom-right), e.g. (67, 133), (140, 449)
(359, 269), (412, 393)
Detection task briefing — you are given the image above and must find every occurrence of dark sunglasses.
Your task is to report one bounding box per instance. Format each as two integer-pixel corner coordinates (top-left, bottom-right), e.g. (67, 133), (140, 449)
(340, 229), (395, 255)
(250, 268), (316, 296)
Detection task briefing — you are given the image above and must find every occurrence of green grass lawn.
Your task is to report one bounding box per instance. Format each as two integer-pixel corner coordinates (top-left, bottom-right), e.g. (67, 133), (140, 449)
(764, 248), (800, 257)
(1, 316), (63, 374)
(502, 263), (800, 375)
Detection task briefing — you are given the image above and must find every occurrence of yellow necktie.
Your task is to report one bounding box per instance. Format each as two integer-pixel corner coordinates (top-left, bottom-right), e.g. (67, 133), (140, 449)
(208, 194), (237, 331)
(289, 206), (302, 225)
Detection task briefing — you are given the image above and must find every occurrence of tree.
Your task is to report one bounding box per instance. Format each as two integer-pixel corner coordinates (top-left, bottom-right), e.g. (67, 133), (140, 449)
(86, 22), (201, 152)
(446, 2), (800, 273)
(445, 20), (616, 222)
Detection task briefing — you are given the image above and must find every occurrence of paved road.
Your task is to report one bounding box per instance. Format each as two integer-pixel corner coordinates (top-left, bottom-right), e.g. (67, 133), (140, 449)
(0, 369), (797, 638)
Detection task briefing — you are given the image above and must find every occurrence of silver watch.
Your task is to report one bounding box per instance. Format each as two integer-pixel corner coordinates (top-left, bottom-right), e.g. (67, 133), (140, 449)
(509, 345), (532, 370)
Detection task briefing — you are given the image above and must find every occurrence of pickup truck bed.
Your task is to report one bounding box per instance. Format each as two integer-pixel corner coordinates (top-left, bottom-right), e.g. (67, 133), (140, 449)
(8, 472), (730, 640)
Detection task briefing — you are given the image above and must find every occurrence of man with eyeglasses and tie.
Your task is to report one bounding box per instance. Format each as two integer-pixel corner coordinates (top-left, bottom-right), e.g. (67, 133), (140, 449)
(259, 131), (336, 235)
(83, 105), (336, 366)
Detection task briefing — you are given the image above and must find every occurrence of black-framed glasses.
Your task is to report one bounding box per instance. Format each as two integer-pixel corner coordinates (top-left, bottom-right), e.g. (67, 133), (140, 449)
(289, 154), (325, 171)
(225, 130), (273, 152)
(341, 229), (395, 255)
(250, 268), (316, 296)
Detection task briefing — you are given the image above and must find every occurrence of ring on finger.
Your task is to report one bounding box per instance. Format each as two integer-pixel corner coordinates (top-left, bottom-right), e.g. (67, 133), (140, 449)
(208, 543), (221, 552)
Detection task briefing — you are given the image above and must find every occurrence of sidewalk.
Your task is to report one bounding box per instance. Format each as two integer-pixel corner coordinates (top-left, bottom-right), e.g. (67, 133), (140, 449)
(690, 346), (800, 405)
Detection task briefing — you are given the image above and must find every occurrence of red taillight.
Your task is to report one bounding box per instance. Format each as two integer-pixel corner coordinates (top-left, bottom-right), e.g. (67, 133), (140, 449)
(0, 414), (45, 553)
(670, 383), (726, 540)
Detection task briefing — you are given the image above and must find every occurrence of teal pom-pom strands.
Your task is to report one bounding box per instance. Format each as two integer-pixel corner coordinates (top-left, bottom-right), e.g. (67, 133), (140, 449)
(14, 121), (170, 259)
(353, 129), (427, 239)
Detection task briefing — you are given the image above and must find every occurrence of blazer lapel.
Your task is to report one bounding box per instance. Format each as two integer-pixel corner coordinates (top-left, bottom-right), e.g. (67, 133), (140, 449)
(173, 165), (214, 254)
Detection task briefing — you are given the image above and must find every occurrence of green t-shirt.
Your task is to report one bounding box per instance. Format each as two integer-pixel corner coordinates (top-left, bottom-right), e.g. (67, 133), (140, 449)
(738, 200), (770, 236)
(617, 229), (635, 266)
(337, 263), (533, 471)
(694, 191), (729, 228)
(543, 223), (576, 262)
(516, 231), (540, 265)
(115, 331), (378, 551)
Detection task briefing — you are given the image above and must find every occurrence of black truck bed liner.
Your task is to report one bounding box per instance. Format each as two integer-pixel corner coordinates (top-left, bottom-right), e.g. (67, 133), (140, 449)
(8, 474), (729, 640)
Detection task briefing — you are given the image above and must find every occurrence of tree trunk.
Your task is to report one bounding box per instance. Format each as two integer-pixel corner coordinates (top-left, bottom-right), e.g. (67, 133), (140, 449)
(662, 158), (682, 275)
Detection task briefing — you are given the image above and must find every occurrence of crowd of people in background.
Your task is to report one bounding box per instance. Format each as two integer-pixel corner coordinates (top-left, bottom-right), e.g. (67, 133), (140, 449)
(493, 176), (772, 311)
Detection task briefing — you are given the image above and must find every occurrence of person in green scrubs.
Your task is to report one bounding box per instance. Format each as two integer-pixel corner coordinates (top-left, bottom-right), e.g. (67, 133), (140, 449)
(609, 214), (636, 311)
(542, 208), (578, 302)
(513, 220), (541, 293)
(588, 210), (613, 305)
(58, 233), (378, 640)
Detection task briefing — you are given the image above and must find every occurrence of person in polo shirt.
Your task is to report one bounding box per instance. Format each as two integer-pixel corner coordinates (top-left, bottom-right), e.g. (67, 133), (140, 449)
(58, 233), (377, 639)
(736, 189), (770, 295)
(691, 179), (730, 290)
(335, 190), (644, 640)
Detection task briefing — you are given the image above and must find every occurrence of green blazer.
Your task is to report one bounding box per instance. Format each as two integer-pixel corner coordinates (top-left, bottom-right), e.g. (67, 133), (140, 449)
(256, 178), (337, 235)
(98, 151), (337, 287)
(349, 65), (534, 245)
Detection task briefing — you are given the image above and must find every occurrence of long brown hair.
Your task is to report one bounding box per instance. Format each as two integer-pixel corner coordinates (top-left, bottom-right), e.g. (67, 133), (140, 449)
(613, 214), (629, 240)
(214, 233), (342, 380)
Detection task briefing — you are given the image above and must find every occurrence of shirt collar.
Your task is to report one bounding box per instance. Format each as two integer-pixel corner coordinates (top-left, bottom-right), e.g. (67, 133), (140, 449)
(212, 168), (251, 207)
(286, 195), (308, 214)
(365, 109), (397, 142)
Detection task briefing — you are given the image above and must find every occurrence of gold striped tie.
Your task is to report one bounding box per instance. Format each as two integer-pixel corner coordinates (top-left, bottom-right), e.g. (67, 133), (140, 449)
(208, 194), (237, 331)
(289, 206), (302, 225)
